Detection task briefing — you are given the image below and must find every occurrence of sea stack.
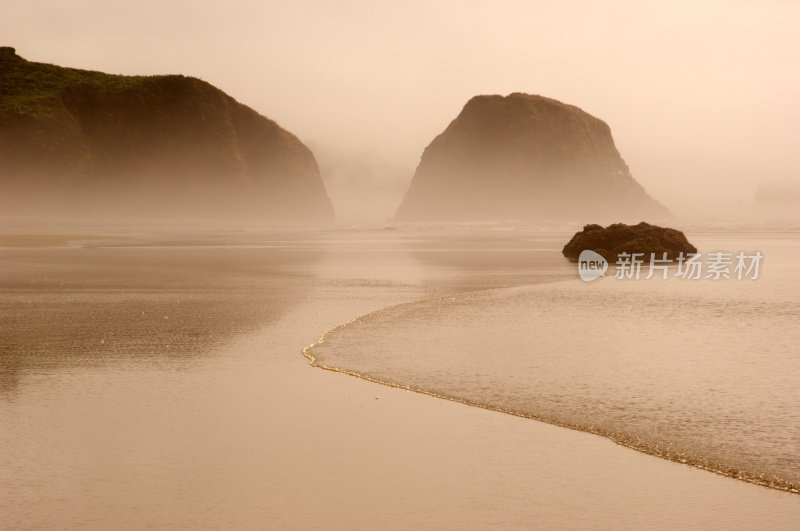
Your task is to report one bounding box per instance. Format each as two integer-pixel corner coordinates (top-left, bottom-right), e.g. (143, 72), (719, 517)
(0, 47), (334, 222)
(395, 93), (669, 223)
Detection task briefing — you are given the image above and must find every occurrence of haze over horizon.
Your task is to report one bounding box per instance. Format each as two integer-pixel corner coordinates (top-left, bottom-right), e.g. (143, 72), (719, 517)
(3, 0), (798, 221)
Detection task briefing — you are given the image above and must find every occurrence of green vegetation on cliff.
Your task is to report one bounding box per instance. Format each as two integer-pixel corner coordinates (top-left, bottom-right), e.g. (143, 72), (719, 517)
(0, 47), (333, 222)
(0, 47), (147, 119)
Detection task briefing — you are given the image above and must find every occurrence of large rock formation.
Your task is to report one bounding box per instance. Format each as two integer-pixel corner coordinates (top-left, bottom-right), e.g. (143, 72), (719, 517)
(395, 93), (669, 223)
(0, 47), (333, 222)
(562, 222), (697, 262)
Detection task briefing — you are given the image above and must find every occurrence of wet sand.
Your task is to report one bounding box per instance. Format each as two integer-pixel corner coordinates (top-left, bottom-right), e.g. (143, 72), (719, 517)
(1, 228), (798, 529)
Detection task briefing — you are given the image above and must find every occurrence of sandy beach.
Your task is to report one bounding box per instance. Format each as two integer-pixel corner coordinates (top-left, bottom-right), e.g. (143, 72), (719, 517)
(4, 1), (800, 528)
(1, 228), (798, 529)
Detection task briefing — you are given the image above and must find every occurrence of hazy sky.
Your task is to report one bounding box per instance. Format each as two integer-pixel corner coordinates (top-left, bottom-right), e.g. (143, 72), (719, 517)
(3, 0), (798, 218)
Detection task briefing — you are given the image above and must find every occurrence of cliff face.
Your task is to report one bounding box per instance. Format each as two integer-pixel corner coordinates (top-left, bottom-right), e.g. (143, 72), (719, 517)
(0, 47), (333, 222)
(395, 93), (669, 223)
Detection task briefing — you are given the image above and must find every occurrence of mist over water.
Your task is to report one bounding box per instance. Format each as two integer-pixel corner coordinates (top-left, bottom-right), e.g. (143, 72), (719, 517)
(3, 1), (800, 527)
(4, 1), (799, 223)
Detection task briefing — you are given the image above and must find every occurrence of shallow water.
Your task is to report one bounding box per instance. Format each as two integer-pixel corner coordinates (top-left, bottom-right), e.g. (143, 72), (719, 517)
(310, 230), (800, 493)
(2, 226), (799, 529)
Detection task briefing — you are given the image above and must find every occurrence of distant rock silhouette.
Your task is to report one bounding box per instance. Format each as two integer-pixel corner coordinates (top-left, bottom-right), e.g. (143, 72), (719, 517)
(395, 93), (670, 222)
(562, 222), (697, 261)
(751, 180), (800, 221)
(0, 47), (333, 222)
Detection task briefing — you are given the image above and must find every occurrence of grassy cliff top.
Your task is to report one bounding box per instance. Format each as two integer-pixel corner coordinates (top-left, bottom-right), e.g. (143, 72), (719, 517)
(0, 46), (157, 118)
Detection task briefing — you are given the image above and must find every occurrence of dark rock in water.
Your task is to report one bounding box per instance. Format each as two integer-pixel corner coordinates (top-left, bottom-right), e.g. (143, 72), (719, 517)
(562, 222), (697, 261)
(395, 92), (670, 223)
(0, 47), (334, 222)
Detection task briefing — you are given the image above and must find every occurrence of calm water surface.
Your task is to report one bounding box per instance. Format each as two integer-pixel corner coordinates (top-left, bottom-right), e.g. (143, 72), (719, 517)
(311, 230), (800, 493)
(2, 226), (798, 529)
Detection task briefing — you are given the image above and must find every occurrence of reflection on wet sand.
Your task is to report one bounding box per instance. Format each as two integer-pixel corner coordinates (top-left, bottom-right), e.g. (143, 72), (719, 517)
(0, 231), (324, 395)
